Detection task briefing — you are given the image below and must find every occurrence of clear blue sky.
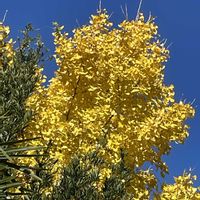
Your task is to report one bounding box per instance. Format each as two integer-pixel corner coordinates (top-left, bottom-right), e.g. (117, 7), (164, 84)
(1, 0), (199, 185)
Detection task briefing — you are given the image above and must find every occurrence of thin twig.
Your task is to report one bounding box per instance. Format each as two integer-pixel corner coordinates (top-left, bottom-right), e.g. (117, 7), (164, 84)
(191, 98), (196, 105)
(2, 10), (8, 23)
(136, 0), (143, 20)
(108, 12), (114, 20)
(98, 0), (102, 12)
(76, 19), (80, 28)
(120, 5), (126, 20)
(147, 11), (152, 22)
(166, 42), (173, 49)
(65, 76), (80, 120)
(125, 4), (128, 20)
(103, 114), (114, 128)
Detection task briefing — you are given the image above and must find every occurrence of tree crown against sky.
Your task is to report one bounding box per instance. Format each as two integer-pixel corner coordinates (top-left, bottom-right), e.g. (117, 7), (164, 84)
(6, 8), (196, 198)
(0, 1), (200, 198)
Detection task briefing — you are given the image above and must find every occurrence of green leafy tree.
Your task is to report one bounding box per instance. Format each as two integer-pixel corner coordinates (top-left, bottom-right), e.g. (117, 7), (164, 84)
(0, 23), (49, 199)
(51, 149), (133, 200)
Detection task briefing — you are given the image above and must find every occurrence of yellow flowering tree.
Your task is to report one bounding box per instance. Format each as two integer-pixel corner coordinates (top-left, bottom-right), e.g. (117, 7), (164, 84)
(0, 23), (14, 68)
(22, 9), (197, 198)
(158, 172), (200, 200)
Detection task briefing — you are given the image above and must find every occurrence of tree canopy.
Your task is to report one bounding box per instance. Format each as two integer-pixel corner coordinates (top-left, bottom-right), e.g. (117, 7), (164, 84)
(0, 8), (199, 199)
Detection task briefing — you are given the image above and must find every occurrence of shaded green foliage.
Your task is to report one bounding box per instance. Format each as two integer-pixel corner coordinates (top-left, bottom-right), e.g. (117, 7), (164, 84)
(0, 24), (47, 199)
(0, 24), (45, 142)
(51, 150), (133, 200)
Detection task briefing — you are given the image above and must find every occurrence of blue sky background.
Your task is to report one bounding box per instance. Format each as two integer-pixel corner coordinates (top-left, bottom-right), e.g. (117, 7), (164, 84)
(1, 0), (199, 185)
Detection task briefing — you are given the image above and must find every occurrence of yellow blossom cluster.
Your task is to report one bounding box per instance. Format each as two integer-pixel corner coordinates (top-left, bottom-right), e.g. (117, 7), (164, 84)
(159, 172), (200, 199)
(0, 23), (14, 67)
(24, 10), (195, 195)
